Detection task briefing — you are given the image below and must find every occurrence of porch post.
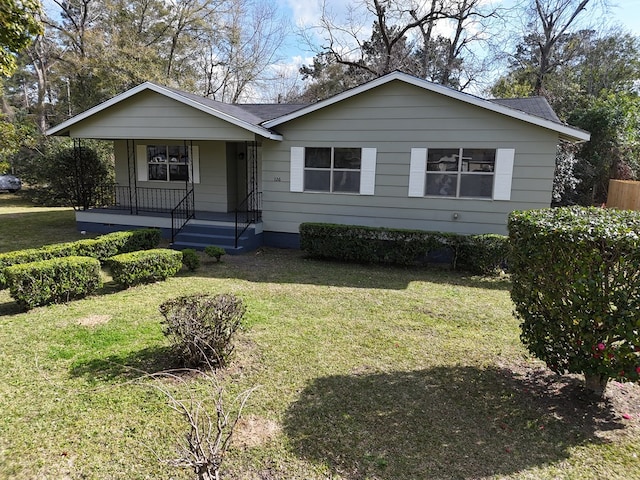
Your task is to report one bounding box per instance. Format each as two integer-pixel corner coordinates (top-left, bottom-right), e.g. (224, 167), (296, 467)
(188, 139), (195, 219)
(73, 138), (82, 209)
(126, 139), (136, 214)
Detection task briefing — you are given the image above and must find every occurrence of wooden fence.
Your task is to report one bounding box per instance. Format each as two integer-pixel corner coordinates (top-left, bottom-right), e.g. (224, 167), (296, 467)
(607, 179), (640, 211)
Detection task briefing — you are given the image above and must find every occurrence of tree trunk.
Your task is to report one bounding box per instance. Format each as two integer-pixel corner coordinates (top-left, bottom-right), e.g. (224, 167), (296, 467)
(584, 373), (608, 398)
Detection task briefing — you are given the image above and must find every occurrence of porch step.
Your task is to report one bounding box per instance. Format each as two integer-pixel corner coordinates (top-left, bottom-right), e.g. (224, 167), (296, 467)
(171, 223), (261, 254)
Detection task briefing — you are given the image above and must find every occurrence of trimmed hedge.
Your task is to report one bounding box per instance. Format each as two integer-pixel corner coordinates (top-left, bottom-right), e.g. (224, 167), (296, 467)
(5, 256), (102, 311)
(0, 228), (161, 289)
(299, 223), (508, 274)
(509, 206), (640, 392)
(107, 249), (183, 287)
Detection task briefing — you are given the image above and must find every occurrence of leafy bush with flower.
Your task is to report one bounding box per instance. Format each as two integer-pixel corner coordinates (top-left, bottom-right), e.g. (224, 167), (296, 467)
(509, 206), (640, 396)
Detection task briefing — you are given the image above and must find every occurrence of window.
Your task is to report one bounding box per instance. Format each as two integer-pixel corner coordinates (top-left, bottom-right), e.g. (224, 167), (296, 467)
(304, 147), (362, 193)
(409, 148), (514, 200)
(136, 144), (200, 183)
(290, 146), (377, 195)
(425, 148), (495, 198)
(147, 144), (190, 182)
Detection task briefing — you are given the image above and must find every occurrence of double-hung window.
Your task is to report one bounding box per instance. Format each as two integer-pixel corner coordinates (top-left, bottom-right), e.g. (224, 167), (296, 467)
(409, 147), (514, 200)
(304, 147), (362, 193)
(147, 144), (190, 182)
(136, 144), (199, 183)
(425, 148), (495, 198)
(290, 146), (377, 195)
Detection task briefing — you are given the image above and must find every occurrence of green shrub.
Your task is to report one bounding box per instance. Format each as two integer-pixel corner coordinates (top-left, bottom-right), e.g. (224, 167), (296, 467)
(107, 249), (182, 287)
(300, 223), (441, 265)
(204, 245), (226, 262)
(455, 234), (510, 275)
(159, 294), (246, 368)
(509, 206), (640, 396)
(181, 248), (200, 271)
(0, 248), (52, 289)
(112, 228), (162, 253)
(0, 228), (161, 289)
(5, 256), (102, 310)
(299, 223), (507, 274)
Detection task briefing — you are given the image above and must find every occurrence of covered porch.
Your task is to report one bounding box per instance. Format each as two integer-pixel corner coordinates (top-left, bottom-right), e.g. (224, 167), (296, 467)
(76, 138), (263, 251)
(45, 81), (286, 252)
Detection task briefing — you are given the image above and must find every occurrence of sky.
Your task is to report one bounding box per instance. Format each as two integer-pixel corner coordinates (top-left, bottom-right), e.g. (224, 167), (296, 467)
(609, 0), (640, 33)
(275, 0), (640, 68)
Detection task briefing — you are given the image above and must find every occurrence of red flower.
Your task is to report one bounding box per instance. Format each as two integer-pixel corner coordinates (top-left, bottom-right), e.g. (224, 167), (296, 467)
(597, 343), (606, 351)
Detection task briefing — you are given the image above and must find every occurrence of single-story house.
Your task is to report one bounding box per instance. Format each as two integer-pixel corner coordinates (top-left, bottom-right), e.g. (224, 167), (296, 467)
(46, 71), (590, 252)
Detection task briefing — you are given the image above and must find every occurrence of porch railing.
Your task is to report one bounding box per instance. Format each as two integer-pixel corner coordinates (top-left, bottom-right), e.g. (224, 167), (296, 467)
(171, 188), (195, 243)
(90, 184), (191, 214)
(235, 191), (262, 248)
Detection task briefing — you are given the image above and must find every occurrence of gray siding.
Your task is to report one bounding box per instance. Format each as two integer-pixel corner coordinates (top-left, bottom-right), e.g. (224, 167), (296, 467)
(261, 80), (559, 235)
(70, 90), (255, 141)
(114, 139), (231, 212)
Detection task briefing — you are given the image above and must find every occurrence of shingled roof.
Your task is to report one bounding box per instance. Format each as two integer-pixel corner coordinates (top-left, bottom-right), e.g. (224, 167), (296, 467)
(489, 97), (561, 124)
(47, 72), (589, 142)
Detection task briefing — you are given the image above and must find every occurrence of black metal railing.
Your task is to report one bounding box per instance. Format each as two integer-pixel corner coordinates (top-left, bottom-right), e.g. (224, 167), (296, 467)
(171, 188), (195, 243)
(88, 184), (190, 214)
(89, 184), (132, 212)
(235, 191), (262, 248)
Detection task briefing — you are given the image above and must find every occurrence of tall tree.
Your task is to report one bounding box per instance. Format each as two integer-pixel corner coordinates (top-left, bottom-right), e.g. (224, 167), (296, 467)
(0, 0), (43, 77)
(300, 0), (502, 97)
(492, 27), (640, 206)
(198, 0), (287, 102)
(523, 0), (606, 96)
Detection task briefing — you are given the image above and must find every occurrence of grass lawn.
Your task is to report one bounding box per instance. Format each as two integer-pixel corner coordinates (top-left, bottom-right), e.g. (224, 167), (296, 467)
(1, 199), (639, 479)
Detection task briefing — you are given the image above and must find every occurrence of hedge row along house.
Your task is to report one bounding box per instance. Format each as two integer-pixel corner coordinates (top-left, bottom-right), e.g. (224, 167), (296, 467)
(47, 71), (590, 252)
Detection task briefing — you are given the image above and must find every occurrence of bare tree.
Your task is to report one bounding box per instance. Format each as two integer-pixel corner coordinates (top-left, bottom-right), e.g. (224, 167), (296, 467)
(307, 0), (447, 78)
(164, 0), (224, 80)
(198, 0), (288, 102)
(25, 34), (58, 132)
(302, 0), (503, 91)
(525, 0), (608, 95)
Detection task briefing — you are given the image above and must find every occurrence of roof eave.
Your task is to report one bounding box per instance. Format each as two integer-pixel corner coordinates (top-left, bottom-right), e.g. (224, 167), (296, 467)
(46, 82), (283, 141)
(263, 71), (590, 143)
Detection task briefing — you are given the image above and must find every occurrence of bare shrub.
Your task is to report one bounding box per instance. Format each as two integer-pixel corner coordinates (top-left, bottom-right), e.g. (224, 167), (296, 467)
(160, 294), (246, 369)
(151, 369), (255, 480)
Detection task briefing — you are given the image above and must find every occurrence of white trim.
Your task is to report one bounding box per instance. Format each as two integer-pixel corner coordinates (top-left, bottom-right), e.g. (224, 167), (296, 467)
(190, 145), (200, 184)
(136, 144), (148, 182)
(263, 71), (590, 143)
(46, 82), (283, 141)
(493, 148), (515, 201)
(289, 147), (304, 192)
(359, 147), (377, 195)
(408, 148), (427, 197)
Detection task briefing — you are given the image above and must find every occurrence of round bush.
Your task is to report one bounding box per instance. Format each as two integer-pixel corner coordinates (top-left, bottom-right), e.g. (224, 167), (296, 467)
(159, 294), (246, 369)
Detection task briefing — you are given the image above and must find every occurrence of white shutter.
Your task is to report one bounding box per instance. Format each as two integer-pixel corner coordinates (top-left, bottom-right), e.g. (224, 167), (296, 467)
(408, 148), (427, 197)
(493, 148), (515, 201)
(359, 147), (377, 195)
(190, 145), (200, 184)
(136, 145), (148, 182)
(290, 146), (304, 192)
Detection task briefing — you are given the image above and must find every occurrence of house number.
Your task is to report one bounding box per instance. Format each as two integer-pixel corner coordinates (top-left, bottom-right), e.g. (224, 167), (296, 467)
(273, 177), (281, 182)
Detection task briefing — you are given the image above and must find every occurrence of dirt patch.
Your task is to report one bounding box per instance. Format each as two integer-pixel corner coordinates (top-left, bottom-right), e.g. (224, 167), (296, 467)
(233, 414), (281, 449)
(77, 314), (111, 327)
(498, 359), (640, 439)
